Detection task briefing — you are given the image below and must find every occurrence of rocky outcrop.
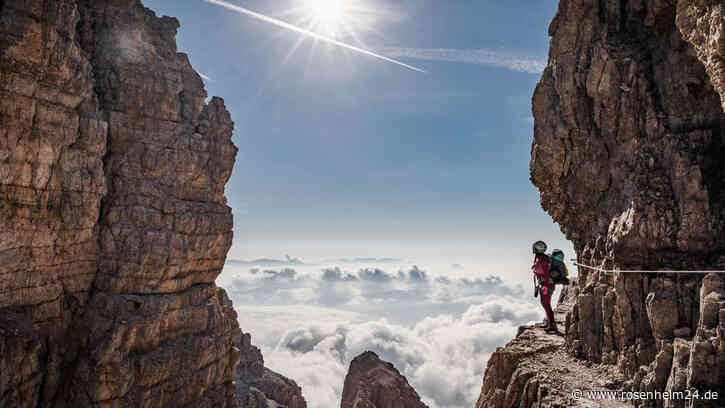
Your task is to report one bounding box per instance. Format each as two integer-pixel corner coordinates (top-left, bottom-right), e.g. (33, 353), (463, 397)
(235, 332), (307, 408)
(517, 0), (725, 406)
(677, 1), (725, 112)
(532, 0), (725, 269)
(341, 351), (428, 408)
(0, 0), (243, 406)
(475, 285), (629, 408)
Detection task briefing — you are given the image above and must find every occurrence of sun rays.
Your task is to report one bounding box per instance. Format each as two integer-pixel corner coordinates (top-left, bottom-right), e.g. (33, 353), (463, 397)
(302, 0), (345, 37)
(203, 0), (425, 73)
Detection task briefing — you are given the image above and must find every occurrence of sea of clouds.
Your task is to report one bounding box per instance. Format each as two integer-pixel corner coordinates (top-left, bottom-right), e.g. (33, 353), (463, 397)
(218, 257), (547, 408)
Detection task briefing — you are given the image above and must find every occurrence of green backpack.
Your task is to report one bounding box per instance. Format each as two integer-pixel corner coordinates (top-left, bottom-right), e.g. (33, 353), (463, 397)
(549, 249), (570, 285)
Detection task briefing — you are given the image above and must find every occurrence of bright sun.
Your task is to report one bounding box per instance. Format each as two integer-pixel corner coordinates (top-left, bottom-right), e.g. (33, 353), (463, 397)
(303, 0), (347, 36)
(307, 0), (344, 23)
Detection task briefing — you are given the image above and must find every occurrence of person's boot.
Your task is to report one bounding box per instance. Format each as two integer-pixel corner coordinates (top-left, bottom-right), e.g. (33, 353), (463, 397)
(545, 322), (559, 333)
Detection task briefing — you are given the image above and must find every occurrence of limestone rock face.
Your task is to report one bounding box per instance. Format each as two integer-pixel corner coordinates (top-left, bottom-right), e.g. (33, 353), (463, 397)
(525, 0), (725, 406)
(677, 1), (725, 111)
(476, 287), (629, 408)
(235, 332), (307, 408)
(341, 351), (428, 408)
(0, 0), (243, 406)
(532, 0), (725, 268)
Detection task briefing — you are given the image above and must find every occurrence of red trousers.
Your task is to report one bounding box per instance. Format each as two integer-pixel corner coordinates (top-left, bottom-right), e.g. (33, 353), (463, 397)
(539, 286), (555, 326)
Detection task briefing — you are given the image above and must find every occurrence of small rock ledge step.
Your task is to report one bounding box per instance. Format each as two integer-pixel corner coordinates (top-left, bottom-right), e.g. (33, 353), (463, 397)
(475, 285), (630, 408)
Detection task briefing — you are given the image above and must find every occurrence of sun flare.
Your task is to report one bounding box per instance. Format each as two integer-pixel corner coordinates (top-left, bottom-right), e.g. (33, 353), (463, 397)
(303, 0), (347, 36)
(306, 0), (344, 23)
(205, 0), (425, 72)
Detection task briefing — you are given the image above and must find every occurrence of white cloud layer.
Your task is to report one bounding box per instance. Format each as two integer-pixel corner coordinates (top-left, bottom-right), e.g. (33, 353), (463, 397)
(222, 262), (545, 408)
(377, 47), (547, 74)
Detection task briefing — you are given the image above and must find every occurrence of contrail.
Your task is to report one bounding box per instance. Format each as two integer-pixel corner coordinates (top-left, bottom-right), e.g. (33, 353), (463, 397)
(204, 0), (426, 73)
(377, 47), (547, 74)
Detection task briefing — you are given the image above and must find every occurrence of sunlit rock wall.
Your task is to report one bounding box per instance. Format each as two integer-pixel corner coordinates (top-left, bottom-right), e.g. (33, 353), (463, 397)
(528, 0), (725, 406)
(0, 0), (240, 406)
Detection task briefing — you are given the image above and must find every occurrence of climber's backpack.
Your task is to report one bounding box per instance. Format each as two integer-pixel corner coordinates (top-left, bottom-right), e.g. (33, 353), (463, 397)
(549, 249), (570, 285)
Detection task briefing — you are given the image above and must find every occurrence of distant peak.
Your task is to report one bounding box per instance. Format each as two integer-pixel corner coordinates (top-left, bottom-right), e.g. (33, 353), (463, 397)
(341, 351), (428, 408)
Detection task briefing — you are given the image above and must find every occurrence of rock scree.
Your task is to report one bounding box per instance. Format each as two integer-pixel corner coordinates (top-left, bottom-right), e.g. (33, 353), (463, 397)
(0, 0), (305, 407)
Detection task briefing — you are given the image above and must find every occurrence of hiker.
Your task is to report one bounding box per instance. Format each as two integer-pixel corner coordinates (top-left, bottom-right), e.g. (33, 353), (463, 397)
(532, 241), (557, 333)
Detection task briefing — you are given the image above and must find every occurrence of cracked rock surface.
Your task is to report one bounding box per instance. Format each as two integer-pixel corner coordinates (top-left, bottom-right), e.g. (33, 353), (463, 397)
(0, 1), (305, 407)
(476, 286), (629, 408)
(477, 1), (725, 407)
(500, 0), (725, 406)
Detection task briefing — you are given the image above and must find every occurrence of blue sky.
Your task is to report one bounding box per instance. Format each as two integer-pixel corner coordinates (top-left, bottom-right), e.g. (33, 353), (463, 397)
(139, 2), (575, 406)
(142, 0), (569, 269)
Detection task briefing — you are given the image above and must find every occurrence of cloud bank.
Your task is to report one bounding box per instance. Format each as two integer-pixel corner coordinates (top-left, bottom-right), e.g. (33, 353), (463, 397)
(227, 254), (305, 266)
(262, 298), (540, 408)
(222, 262), (544, 408)
(377, 47), (547, 74)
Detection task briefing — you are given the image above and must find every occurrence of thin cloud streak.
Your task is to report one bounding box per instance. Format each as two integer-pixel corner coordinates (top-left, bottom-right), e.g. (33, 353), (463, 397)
(204, 0), (426, 73)
(377, 47), (547, 74)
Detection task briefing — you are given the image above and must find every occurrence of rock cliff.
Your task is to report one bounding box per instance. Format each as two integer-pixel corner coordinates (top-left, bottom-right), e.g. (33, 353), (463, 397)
(677, 1), (725, 112)
(235, 331), (307, 408)
(476, 283), (630, 408)
(341, 351), (429, 408)
(478, 0), (725, 407)
(0, 1), (305, 407)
